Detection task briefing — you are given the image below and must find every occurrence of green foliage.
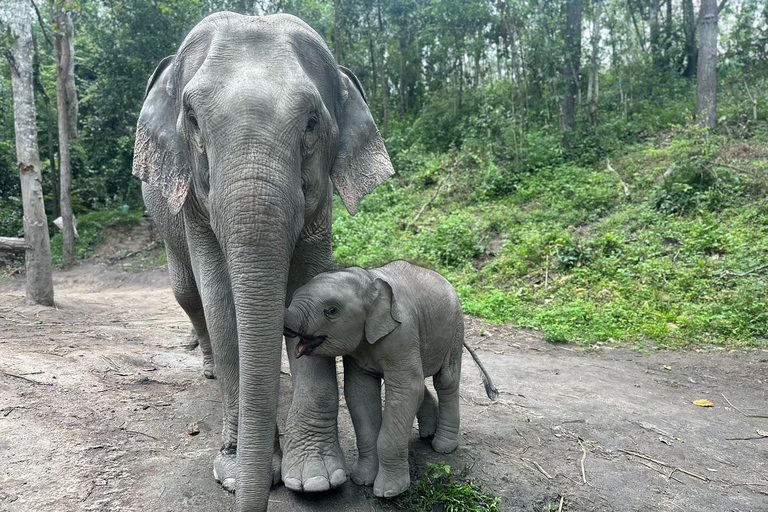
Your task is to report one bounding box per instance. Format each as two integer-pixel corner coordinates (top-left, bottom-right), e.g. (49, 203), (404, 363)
(417, 211), (482, 268)
(50, 209), (142, 264)
(393, 463), (500, 512)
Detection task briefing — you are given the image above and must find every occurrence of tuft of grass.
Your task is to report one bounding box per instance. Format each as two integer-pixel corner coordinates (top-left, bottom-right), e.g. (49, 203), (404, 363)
(392, 463), (501, 512)
(50, 209), (143, 265)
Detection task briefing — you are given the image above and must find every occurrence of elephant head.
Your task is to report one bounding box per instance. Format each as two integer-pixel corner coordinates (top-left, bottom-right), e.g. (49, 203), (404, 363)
(132, 12), (394, 510)
(283, 268), (401, 358)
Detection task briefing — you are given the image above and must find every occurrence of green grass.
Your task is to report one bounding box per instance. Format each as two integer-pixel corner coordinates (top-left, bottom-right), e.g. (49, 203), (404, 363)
(334, 125), (768, 349)
(50, 209), (143, 264)
(392, 463), (500, 512)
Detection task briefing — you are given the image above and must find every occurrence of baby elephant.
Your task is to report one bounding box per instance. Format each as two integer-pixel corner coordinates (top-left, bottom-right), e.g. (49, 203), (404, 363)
(283, 260), (497, 498)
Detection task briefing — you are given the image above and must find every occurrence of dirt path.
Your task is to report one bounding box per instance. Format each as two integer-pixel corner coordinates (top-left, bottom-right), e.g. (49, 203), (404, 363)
(1, 261), (767, 511)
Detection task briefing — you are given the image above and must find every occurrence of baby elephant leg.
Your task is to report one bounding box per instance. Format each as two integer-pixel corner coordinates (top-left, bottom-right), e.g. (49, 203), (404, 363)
(343, 358), (382, 486)
(431, 343), (462, 453)
(417, 386), (438, 438)
(375, 373), (423, 498)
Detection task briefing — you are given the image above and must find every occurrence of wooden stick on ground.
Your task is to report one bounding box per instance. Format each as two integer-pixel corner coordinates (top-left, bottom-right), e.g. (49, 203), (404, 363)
(1, 370), (52, 386)
(618, 449), (708, 482)
(578, 438), (589, 484)
(722, 393), (768, 419)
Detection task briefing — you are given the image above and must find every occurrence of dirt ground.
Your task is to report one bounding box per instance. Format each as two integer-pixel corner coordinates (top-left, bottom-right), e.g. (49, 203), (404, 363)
(1, 245), (767, 511)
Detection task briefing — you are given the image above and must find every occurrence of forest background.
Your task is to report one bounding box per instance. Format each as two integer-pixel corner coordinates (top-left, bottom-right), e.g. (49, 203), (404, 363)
(1, 0), (767, 348)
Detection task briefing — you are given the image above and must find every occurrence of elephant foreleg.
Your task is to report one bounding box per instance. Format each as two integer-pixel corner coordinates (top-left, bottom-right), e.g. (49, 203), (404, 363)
(343, 357), (382, 487)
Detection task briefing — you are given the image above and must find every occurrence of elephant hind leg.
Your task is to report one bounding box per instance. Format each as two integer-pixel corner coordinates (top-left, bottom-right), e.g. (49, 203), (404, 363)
(431, 341), (462, 454)
(417, 386), (438, 439)
(167, 249), (215, 379)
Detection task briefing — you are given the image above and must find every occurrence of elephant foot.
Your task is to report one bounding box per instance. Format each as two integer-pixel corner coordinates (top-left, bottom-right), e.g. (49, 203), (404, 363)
(281, 430), (347, 492)
(212, 443), (282, 492)
(417, 391), (438, 439)
(213, 447), (237, 493)
(431, 434), (459, 454)
(373, 463), (410, 498)
(202, 356), (215, 380)
(351, 455), (378, 486)
(185, 329), (200, 350)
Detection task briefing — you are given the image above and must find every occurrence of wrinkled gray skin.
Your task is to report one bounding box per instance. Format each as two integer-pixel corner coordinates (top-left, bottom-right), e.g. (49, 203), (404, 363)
(284, 261), (498, 498)
(133, 12), (394, 512)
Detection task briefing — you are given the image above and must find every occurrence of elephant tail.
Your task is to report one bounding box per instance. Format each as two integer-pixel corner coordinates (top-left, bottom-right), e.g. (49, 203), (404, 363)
(463, 342), (499, 400)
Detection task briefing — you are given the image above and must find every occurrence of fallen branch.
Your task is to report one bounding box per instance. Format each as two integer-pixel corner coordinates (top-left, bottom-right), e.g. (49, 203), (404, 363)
(409, 181), (447, 228)
(578, 438), (588, 484)
(714, 264), (768, 281)
(722, 393), (768, 419)
(725, 436), (768, 441)
(606, 159), (630, 197)
(522, 457), (552, 479)
(618, 449), (708, 482)
(1, 370), (52, 386)
(0, 237), (28, 253)
(636, 460), (684, 484)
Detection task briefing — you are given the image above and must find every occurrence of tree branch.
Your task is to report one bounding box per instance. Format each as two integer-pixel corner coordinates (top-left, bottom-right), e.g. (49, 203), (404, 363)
(29, 0), (53, 47)
(717, 0), (728, 14)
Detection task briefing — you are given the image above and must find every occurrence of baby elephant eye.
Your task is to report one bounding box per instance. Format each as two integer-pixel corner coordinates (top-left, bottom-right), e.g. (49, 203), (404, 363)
(324, 306), (338, 318)
(306, 117), (317, 133)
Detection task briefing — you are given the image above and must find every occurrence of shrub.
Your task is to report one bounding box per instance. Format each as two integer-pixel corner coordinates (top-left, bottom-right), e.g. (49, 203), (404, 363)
(417, 211), (482, 268)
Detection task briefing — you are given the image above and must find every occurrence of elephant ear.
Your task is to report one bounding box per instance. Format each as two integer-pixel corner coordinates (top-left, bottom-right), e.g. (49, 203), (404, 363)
(365, 278), (401, 344)
(331, 67), (395, 215)
(132, 55), (190, 215)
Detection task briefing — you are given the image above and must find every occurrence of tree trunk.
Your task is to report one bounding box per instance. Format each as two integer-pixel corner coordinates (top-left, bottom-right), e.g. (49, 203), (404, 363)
(682, 0), (697, 77)
(333, 0), (342, 63)
(32, 31), (59, 218)
(53, 0), (77, 268)
(365, 11), (377, 99)
(588, 0), (601, 129)
(376, 0), (388, 138)
(696, 0), (718, 128)
(5, 0), (55, 306)
(650, 0), (662, 67)
(664, 0), (674, 60)
(562, 0), (582, 148)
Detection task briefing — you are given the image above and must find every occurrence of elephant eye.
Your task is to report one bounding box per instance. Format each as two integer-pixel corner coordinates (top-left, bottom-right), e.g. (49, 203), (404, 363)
(324, 306), (338, 318)
(306, 117), (317, 133)
(188, 111), (199, 130)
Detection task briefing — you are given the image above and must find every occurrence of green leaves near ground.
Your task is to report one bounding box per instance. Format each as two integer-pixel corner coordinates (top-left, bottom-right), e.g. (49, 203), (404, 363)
(392, 463), (500, 512)
(334, 126), (768, 349)
(49, 210), (143, 264)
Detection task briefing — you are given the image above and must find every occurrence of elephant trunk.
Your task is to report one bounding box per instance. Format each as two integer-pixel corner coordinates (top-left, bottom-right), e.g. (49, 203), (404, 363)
(213, 159), (304, 511)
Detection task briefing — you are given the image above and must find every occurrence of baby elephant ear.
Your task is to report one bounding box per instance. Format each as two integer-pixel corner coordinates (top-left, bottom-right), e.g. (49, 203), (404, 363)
(331, 67), (395, 216)
(365, 278), (401, 344)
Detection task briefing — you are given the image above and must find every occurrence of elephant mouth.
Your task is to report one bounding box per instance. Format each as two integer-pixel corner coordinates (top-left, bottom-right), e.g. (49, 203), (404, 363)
(284, 327), (325, 358)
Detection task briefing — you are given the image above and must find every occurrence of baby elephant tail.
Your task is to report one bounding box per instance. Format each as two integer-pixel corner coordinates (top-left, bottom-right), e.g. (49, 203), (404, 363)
(463, 342), (499, 400)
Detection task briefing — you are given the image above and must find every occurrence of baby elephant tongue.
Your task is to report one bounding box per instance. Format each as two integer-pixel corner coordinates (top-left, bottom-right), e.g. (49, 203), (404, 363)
(294, 335), (324, 358)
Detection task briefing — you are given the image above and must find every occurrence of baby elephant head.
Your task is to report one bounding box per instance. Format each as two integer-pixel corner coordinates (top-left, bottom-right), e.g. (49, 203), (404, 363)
(284, 268), (401, 358)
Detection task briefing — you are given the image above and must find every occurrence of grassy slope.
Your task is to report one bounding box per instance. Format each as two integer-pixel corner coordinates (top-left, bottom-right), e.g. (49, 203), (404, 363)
(333, 127), (768, 348)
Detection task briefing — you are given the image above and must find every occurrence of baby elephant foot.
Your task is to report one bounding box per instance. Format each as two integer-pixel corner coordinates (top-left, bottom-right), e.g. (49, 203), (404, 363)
(351, 456), (378, 486)
(373, 463), (411, 498)
(417, 388), (438, 438)
(202, 356), (215, 380)
(431, 434), (459, 454)
(281, 434), (347, 492)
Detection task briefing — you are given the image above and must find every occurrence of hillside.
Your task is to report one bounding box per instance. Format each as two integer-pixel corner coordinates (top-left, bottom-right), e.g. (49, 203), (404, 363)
(333, 125), (768, 348)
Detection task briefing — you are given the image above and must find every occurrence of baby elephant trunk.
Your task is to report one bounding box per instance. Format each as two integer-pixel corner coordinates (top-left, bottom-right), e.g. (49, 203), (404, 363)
(463, 342), (499, 400)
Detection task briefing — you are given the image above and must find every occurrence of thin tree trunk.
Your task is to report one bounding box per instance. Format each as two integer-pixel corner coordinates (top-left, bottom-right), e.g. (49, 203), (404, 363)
(32, 31), (59, 218)
(333, 0), (341, 63)
(365, 11), (377, 99)
(650, 0), (662, 66)
(376, 0), (388, 137)
(53, 0), (77, 268)
(588, 0), (601, 129)
(682, 0), (697, 77)
(664, 0), (674, 60)
(4, 0), (55, 306)
(562, 0), (582, 148)
(696, 0), (719, 128)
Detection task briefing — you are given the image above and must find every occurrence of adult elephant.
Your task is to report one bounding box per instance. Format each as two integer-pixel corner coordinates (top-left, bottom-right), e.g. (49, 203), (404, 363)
(132, 12), (394, 511)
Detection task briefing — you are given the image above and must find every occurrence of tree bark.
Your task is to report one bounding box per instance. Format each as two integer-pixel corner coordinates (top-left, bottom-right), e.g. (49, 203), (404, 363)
(650, 0), (662, 67)
(32, 31), (59, 218)
(4, 0), (55, 306)
(587, 0), (601, 129)
(52, 0), (77, 268)
(376, 0), (388, 137)
(562, 0), (582, 148)
(682, 0), (697, 77)
(696, 0), (719, 128)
